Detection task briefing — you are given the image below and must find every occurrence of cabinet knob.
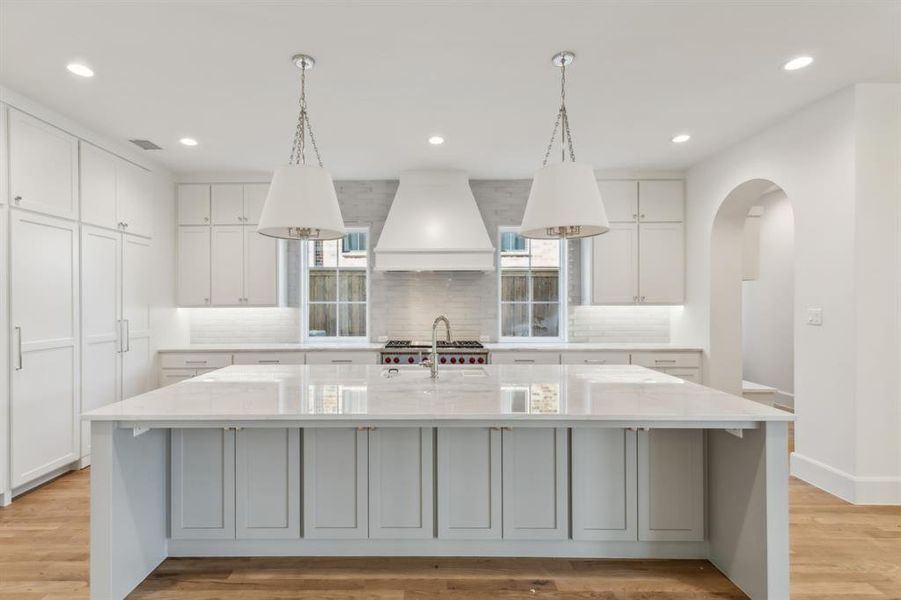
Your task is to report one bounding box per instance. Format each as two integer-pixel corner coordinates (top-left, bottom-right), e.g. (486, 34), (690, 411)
(123, 223), (128, 229)
(204, 297), (209, 304)
(13, 195), (22, 204)
(632, 213), (637, 219)
(640, 296), (645, 301)
(640, 213), (646, 219)
(203, 217), (209, 222)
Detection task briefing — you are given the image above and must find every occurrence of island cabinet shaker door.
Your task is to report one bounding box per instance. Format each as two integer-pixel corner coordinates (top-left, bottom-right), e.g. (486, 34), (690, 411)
(368, 428), (434, 539)
(501, 427), (569, 540)
(637, 429), (705, 541)
(437, 428), (502, 540)
(571, 428), (638, 541)
(171, 429), (236, 539)
(303, 428), (369, 539)
(235, 429), (300, 539)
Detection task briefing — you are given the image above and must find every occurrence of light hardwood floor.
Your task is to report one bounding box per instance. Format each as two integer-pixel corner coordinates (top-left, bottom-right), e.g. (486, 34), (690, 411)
(1, 463), (899, 599)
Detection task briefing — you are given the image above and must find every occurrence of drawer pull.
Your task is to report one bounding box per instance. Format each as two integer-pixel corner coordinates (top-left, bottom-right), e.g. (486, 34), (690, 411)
(257, 359), (280, 364)
(331, 359), (353, 364)
(184, 360), (208, 365)
(654, 359), (677, 364)
(514, 359), (535, 364)
(584, 359), (607, 364)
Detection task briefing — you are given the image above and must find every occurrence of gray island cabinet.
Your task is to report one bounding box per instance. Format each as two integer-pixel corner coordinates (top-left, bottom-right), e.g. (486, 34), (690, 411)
(84, 364), (791, 600)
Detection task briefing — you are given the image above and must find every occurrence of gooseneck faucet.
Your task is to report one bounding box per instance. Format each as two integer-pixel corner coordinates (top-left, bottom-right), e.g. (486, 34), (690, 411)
(424, 315), (452, 379)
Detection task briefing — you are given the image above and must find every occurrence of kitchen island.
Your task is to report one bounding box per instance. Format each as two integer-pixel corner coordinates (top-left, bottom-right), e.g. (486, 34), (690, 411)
(83, 364), (792, 600)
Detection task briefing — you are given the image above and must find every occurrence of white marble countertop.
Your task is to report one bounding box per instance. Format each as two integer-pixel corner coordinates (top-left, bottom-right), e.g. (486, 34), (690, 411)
(84, 364), (789, 424)
(157, 342), (702, 353)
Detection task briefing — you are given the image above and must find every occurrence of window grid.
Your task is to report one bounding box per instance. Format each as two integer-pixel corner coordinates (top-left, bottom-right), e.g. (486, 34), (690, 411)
(304, 228), (369, 340)
(498, 228), (563, 339)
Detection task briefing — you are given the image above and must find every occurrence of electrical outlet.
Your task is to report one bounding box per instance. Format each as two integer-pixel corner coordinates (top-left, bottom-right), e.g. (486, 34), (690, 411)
(480, 335), (490, 342)
(806, 307), (823, 326)
(377, 335), (388, 342)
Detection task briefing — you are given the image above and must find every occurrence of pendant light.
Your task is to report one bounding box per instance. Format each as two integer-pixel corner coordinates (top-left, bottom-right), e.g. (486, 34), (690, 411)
(257, 54), (346, 240)
(520, 51), (609, 239)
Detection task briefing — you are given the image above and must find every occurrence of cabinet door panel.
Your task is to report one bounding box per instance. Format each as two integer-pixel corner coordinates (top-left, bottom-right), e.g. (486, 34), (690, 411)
(638, 180), (683, 222)
(572, 428), (637, 541)
(171, 429), (236, 539)
(243, 184), (269, 225)
(638, 429), (704, 541)
(303, 428), (368, 539)
(159, 369), (197, 386)
(79, 142), (118, 229)
(10, 211), (79, 486)
(243, 227), (277, 306)
(597, 180), (638, 222)
(80, 227), (122, 457)
(8, 109), (78, 219)
(122, 235), (153, 397)
(177, 184), (210, 225)
(177, 227), (211, 306)
(437, 428), (501, 539)
(211, 184), (244, 225)
(502, 427), (568, 540)
(211, 226), (244, 306)
(117, 160), (153, 238)
(369, 428), (434, 539)
(236, 429), (300, 539)
(638, 223), (684, 304)
(590, 223), (639, 304)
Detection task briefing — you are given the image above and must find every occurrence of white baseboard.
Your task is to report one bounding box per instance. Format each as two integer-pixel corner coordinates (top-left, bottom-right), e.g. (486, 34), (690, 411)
(791, 452), (901, 505)
(10, 461), (80, 500)
(0, 490), (11, 508)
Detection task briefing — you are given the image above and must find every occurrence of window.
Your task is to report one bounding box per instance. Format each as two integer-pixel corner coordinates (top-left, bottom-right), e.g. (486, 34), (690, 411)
(498, 228), (564, 339)
(305, 229), (368, 339)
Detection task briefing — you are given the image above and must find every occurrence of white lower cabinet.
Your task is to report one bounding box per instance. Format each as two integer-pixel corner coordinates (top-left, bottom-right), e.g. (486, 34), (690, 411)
(502, 427), (568, 540)
(571, 428), (637, 541)
(236, 428), (301, 539)
(171, 428), (236, 540)
(437, 427), (502, 539)
(561, 351), (631, 366)
(232, 352), (306, 365)
(302, 428), (369, 539)
(368, 428), (434, 539)
(305, 351), (379, 365)
(637, 429), (704, 541)
(489, 351), (560, 365)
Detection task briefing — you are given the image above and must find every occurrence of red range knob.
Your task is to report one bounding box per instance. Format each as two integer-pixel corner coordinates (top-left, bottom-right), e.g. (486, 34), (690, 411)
(407, 356), (415, 364)
(469, 357), (476, 364)
(440, 357), (447, 364)
(450, 357), (457, 364)
(393, 357), (400, 364)
(477, 357), (485, 364)
(384, 357), (392, 364)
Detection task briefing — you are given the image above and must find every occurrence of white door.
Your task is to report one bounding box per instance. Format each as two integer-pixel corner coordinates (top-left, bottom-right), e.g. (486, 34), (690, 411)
(242, 183), (269, 225)
(637, 429), (704, 541)
(243, 227), (277, 306)
(10, 211), (79, 487)
(638, 223), (684, 304)
(122, 235), (153, 399)
(369, 428), (434, 539)
(591, 222), (639, 304)
(177, 184), (210, 225)
(303, 428), (369, 539)
(79, 142), (118, 230)
(211, 184), (244, 225)
(501, 427), (568, 540)
(177, 226), (210, 306)
(211, 226), (244, 306)
(8, 109), (78, 219)
(638, 180), (684, 222)
(116, 160), (153, 238)
(437, 427), (502, 539)
(80, 226), (122, 457)
(236, 428), (300, 539)
(571, 428), (637, 541)
(597, 180), (638, 222)
(171, 429), (236, 539)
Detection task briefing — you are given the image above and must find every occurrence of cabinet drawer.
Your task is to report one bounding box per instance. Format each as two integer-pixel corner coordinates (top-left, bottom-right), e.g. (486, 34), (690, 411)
(630, 352), (699, 369)
(160, 353), (232, 369)
(561, 351), (630, 365)
(660, 367), (700, 383)
(232, 352), (305, 365)
(490, 351), (560, 365)
(305, 352), (378, 365)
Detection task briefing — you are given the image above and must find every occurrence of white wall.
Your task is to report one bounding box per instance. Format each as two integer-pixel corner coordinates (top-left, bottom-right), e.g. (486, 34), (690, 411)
(681, 83), (901, 504)
(741, 190), (794, 406)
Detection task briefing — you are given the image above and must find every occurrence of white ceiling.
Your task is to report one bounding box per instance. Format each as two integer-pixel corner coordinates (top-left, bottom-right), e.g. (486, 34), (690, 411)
(1, 1), (899, 179)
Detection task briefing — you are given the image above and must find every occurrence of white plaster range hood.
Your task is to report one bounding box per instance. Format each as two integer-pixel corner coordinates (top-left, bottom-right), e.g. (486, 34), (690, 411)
(374, 170), (495, 271)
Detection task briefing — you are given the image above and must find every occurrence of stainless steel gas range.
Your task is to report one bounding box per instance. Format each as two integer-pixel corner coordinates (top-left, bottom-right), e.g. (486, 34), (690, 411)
(380, 340), (489, 366)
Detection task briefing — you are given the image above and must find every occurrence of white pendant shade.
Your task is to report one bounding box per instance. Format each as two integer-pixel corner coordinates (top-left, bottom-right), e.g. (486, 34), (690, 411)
(257, 165), (346, 240)
(520, 162), (609, 239)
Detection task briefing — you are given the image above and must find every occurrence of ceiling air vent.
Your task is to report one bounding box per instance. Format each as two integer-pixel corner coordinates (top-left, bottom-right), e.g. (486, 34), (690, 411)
(129, 139), (163, 150)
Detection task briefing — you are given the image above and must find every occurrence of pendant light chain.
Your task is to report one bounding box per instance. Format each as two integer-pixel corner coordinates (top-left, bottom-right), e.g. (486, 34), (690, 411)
(541, 62), (577, 167)
(289, 62), (324, 167)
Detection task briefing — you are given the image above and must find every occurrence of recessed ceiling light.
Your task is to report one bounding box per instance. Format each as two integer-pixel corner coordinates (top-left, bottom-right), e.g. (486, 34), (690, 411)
(671, 134), (691, 144)
(179, 137), (198, 147)
(428, 135), (445, 145)
(783, 56), (813, 71)
(66, 63), (94, 77)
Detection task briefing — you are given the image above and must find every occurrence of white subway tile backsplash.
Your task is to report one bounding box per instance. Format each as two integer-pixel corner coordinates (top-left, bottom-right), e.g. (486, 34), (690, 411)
(189, 307), (300, 343)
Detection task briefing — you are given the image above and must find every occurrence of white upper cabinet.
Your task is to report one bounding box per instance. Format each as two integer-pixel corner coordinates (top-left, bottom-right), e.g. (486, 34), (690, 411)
(243, 184), (269, 225)
(116, 160), (153, 237)
(591, 223), (639, 304)
(211, 226), (245, 306)
(638, 180), (684, 222)
(177, 227), (211, 306)
(80, 141), (153, 237)
(8, 109), (78, 219)
(638, 223), (684, 304)
(243, 227), (277, 306)
(177, 184), (211, 225)
(211, 184), (244, 225)
(598, 180), (638, 223)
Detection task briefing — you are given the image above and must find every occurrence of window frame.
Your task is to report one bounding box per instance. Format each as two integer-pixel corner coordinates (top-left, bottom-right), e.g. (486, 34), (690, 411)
(301, 226), (370, 342)
(497, 226), (567, 342)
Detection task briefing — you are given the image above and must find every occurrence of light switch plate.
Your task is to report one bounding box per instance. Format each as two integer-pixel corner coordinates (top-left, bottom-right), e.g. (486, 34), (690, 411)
(806, 307), (823, 326)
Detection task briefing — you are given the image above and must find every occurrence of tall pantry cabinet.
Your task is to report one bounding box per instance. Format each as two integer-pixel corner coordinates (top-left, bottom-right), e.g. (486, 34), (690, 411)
(2, 104), (156, 499)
